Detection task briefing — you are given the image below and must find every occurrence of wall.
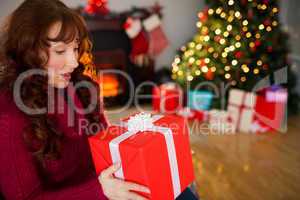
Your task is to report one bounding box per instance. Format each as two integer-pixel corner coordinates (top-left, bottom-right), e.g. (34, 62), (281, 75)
(0, 0), (204, 71)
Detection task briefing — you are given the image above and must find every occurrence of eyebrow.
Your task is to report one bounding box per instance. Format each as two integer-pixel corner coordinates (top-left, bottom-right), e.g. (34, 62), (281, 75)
(51, 41), (79, 48)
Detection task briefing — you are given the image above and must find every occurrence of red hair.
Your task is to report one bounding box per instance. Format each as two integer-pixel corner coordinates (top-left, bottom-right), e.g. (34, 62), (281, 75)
(0, 0), (103, 160)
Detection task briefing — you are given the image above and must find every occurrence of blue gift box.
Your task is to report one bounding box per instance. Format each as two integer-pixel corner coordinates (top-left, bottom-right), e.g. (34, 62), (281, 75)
(188, 90), (213, 111)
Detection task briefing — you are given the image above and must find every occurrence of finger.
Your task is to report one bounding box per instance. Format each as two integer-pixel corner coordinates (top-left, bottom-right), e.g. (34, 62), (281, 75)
(125, 182), (151, 194)
(127, 191), (148, 200)
(100, 163), (121, 178)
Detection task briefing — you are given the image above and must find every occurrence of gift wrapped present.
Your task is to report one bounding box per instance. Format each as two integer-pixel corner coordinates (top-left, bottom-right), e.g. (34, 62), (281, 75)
(208, 109), (236, 134)
(177, 107), (208, 122)
(188, 90), (213, 111)
(227, 89), (257, 133)
(152, 83), (183, 114)
(88, 113), (195, 200)
(254, 86), (287, 132)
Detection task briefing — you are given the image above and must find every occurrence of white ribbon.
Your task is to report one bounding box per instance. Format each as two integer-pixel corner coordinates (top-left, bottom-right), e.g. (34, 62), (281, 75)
(109, 113), (181, 198)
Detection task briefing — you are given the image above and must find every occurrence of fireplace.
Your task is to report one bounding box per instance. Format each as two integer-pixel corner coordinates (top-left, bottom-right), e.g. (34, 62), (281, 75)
(84, 15), (155, 106)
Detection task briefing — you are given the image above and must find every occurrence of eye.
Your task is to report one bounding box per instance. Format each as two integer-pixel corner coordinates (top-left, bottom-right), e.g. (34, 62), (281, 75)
(55, 50), (65, 55)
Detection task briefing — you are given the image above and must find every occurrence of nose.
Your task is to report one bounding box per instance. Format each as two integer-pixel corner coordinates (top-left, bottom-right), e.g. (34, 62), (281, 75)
(66, 51), (79, 70)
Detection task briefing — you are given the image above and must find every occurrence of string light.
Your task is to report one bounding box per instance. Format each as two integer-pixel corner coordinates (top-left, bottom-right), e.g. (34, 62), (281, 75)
(249, 42), (255, 48)
(225, 66), (231, 71)
(196, 59), (201, 65)
(222, 52), (228, 58)
(201, 66), (209, 73)
(257, 60), (263, 66)
(272, 7), (279, 13)
(235, 35), (241, 40)
(227, 25), (233, 31)
(208, 9), (214, 15)
(198, 12), (204, 18)
(241, 76), (247, 82)
(255, 33), (261, 39)
(242, 20), (249, 26)
(195, 70), (201, 76)
(235, 42), (241, 48)
(205, 58), (210, 64)
(189, 57), (195, 64)
(178, 71), (183, 76)
(228, 0), (234, 6)
(223, 31), (230, 37)
(208, 47), (214, 53)
(220, 12), (226, 18)
(253, 68), (260, 74)
(172, 65), (179, 72)
(232, 59), (238, 66)
(220, 38), (226, 45)
(174, 57), (181, 64)
(242, 64), (250, 73)
(211, 66), (217, 72)
(259, 24), (265, 30)
(189, 42), (196, 48)
(215, 29), (222, 35)
(261, 4), (267, 10)
(197, 22), (202, 28)
(266, 26), (272, 32)
(187, 75), (194, 81)
(213, 52), (219, 58)
(242, 27), (248, 32)
(272, 21), (278, 26)
(216, 7), (222, 14)
(204, 35), (210, 41)
(246, 32), (252, 38)
(227, 16), (234, 22)
(196, 44), (203, 50)
(201, 26), (209, 34)
(225, 73), (231, 79)
(234, 11), (241, 18)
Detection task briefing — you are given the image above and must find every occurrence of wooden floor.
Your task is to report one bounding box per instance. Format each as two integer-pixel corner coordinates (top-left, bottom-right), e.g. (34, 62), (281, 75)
(106, 106), (300, 200)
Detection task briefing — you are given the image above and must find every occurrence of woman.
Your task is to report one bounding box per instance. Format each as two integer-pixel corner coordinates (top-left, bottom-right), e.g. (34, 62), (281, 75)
(0, 0), (151, 199)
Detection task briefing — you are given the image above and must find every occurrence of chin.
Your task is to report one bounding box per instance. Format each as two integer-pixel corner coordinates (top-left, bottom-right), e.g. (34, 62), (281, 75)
(54, 80), (70, 89)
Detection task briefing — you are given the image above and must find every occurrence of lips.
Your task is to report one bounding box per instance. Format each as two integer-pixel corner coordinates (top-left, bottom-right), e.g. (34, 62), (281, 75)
(62, 72), (71, 81)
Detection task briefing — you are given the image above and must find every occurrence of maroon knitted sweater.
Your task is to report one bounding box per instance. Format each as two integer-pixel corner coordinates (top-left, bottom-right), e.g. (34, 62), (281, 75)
(0, 85), (109, 200)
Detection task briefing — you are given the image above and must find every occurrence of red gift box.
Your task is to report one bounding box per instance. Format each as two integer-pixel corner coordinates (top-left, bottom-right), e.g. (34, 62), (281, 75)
(88, 113), (195, 200)
(152, 83), (183, 114)
(254, 95), (286, 132)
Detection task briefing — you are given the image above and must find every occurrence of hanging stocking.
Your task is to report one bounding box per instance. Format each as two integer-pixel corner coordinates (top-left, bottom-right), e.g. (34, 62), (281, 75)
(143, 14), (169, 58)
(124, 18), (149, 65)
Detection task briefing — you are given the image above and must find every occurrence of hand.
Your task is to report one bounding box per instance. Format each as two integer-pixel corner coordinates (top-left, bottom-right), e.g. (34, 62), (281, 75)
(98, 163), (150, 200)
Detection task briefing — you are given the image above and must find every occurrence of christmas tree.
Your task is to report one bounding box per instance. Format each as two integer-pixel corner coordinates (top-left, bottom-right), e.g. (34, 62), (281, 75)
(84, 0), (109, 15)
(171, 0), (299, 113)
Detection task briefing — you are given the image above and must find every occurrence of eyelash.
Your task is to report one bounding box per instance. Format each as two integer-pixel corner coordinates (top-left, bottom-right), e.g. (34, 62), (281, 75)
(55, 48), (79, 55)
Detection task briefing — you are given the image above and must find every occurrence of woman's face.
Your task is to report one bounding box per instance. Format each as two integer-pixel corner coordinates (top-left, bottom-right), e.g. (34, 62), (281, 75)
(44, 22), (80, 88)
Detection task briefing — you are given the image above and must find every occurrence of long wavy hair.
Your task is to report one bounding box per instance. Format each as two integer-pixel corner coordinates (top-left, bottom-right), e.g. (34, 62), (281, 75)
(0, 0), (103, 161)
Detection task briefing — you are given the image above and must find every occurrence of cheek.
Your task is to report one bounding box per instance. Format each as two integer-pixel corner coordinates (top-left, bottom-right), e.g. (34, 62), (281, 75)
(46, 53), (65, 70)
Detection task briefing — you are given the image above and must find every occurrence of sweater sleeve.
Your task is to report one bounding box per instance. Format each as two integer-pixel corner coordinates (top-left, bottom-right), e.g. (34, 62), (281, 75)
(36, 177), (108, 200)
(0, 95), (108, 200)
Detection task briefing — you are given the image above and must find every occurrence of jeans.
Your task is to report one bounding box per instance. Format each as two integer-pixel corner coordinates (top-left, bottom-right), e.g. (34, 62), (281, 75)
(176, 188), (199, 200)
